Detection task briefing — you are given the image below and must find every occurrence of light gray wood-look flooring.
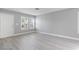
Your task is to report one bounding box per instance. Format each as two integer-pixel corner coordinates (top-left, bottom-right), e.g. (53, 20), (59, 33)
(0, 32), (79, 50)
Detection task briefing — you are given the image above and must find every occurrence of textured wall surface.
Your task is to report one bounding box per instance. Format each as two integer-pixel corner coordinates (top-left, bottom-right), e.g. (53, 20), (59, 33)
(0, 8), (36, 34)
(36, 9), (79, 38)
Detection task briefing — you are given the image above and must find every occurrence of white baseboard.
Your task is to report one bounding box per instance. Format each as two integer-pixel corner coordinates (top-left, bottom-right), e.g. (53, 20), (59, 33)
(0, 31), (36, 38)
(38, 32), (79, 40)
(1, 31), (79, 40)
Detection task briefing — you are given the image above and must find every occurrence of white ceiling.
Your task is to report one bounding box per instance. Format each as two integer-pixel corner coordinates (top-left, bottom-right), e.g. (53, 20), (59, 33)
(5, 8), (67, 15)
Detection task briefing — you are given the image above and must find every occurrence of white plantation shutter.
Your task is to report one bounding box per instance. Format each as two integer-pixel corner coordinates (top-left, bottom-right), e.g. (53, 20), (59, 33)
(0, 13), (14, 37)
(78, 12), (79, 33)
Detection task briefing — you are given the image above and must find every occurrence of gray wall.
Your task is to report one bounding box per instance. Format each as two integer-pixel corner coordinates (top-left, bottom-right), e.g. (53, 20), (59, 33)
(36, 8), (79, 38)
(0, 8), (36, 34)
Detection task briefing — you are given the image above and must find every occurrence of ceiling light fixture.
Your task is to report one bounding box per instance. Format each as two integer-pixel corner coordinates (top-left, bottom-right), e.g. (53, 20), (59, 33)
(35, 8), (40, 10)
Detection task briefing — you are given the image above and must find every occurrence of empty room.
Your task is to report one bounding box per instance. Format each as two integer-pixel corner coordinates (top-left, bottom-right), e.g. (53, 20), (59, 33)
(0, 8), (79, 50)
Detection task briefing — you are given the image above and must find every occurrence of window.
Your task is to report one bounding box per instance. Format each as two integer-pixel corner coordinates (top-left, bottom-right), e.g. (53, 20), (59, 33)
(21, 16), (28, 30)
(28, 18), (34, 30)
(21, 16), (35, 31)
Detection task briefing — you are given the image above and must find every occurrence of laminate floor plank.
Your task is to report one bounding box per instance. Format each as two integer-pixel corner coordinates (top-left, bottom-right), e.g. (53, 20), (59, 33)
(0, 32), (79, 50)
